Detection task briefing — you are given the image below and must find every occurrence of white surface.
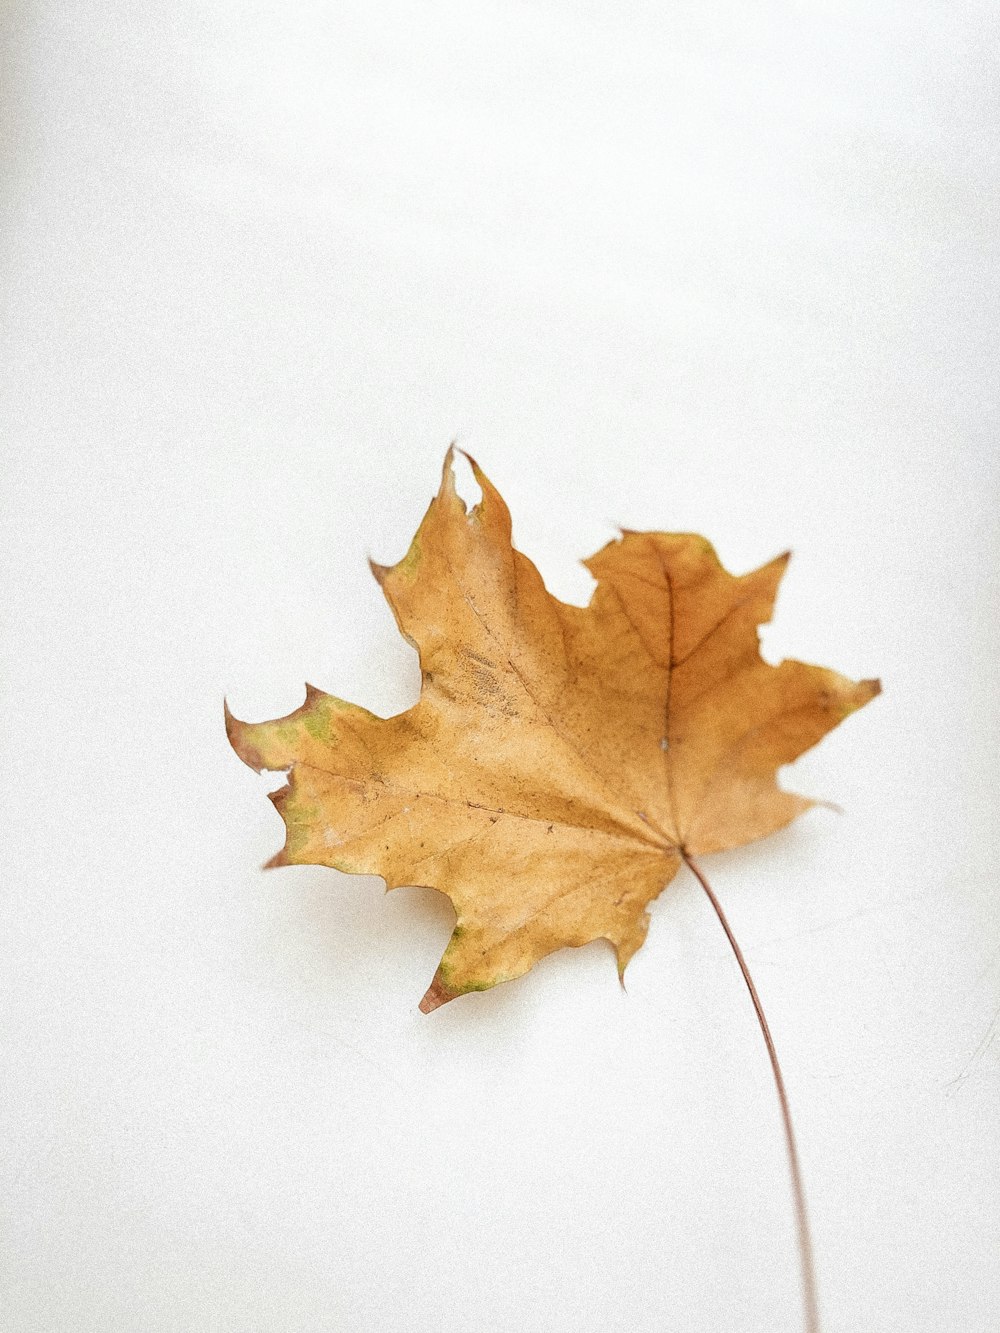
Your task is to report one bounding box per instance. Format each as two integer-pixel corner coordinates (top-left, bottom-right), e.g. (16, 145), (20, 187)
(2, 3), (998, 1331)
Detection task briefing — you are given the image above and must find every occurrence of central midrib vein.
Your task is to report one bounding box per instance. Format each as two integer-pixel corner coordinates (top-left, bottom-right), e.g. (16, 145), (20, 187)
(654, 542), (683, 846)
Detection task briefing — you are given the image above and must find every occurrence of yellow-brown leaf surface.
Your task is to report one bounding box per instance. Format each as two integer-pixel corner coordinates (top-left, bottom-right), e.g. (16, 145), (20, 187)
(227, 453), (879, 1010)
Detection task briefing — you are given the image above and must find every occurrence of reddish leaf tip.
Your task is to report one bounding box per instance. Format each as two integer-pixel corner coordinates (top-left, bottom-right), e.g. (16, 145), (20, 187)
(418, 974), (458, 1014)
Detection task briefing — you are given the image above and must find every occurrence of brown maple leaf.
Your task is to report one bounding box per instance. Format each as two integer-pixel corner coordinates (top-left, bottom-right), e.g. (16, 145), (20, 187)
(226, 451), (879, 1013)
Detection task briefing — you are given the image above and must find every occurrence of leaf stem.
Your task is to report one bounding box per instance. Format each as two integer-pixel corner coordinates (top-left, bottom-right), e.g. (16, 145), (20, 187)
(682, 851), (820, 1333)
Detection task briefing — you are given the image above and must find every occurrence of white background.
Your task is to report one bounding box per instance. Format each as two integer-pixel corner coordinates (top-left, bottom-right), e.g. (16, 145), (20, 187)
(2, 3), (998, 1331)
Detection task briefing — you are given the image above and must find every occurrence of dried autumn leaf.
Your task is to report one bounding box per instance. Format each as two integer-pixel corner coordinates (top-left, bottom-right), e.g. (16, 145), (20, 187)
(227, 452), (879, 1012)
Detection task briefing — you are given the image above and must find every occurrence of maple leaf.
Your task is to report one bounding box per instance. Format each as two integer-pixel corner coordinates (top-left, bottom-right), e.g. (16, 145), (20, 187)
(227, 451), (879, 1012)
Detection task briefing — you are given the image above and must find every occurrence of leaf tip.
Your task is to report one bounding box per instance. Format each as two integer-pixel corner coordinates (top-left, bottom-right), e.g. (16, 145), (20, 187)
(849, 677), (882, 715)
(613, 931), (644, 988)
(439, 443), (458, 496)
(224, 698), (266, 773)
(418, 973), (459, 1014)
(454, 444), (482, 476)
